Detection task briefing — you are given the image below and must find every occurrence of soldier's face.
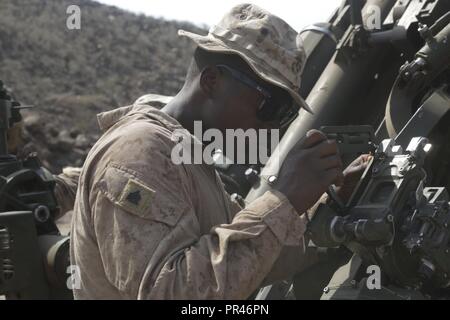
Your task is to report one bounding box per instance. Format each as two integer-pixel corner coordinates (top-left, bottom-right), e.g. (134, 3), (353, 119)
(202, 66), (279, 133)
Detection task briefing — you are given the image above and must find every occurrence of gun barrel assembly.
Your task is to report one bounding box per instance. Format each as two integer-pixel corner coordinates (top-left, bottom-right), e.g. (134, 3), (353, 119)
(248, 0), (450, 300)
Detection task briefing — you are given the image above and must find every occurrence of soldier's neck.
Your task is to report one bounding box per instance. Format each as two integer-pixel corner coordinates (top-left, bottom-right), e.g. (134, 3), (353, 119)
(162, 91), (203, 135)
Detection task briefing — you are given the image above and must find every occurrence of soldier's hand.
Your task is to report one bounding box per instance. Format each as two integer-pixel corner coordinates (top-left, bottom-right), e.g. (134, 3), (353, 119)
(274, 129), (344, 214)
(336, 154), (372, 203)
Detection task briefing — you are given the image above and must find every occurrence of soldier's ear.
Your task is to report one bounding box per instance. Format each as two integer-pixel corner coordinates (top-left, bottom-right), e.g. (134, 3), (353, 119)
(199, 66), (221, 98)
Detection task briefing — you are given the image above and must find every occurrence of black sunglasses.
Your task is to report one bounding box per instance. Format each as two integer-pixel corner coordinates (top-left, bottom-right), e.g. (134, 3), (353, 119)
(216, 64), (299, 127)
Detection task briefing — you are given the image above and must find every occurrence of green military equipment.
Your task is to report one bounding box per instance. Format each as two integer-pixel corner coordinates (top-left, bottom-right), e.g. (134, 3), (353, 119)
(0, 81), (72, 299)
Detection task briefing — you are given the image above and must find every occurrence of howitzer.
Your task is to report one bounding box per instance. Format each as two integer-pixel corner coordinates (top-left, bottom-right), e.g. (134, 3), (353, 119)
(246, 0), (450, 299)
(308, 135), (450, 299)
(0, 81), (72, 299)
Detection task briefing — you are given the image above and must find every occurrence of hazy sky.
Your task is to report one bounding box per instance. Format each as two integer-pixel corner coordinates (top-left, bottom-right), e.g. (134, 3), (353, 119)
(95, 0), (342, 32)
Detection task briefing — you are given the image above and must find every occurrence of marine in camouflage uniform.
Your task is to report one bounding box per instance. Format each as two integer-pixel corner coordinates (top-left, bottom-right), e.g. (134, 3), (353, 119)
(53, 94), (174, 218)
(70, 4), (347, 299)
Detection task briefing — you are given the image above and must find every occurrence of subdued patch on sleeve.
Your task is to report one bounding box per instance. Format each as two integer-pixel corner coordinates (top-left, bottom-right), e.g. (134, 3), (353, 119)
(117, 178), (156, 218)
(97, 162), (186, 227)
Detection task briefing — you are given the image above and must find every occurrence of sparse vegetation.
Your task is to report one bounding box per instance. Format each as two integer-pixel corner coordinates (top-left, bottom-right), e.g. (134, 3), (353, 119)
(0, 0), (206, 171)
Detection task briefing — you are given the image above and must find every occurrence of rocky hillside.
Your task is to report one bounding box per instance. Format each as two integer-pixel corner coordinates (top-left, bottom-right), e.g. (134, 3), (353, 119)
(0, 0), (206, 171)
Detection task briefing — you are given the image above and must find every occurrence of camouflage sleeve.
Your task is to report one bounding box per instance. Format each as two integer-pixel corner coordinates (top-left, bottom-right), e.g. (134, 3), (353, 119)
(53, 167), (82, 219)
(90, 123), (308, 299)
(258, 193), (329, 286)
(222, 189), (311, 286)
(141, 190), (308, 300)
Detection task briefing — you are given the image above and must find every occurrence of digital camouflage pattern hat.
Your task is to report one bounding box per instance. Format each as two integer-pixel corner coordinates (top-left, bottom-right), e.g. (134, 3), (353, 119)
(178, 3), (313, 113)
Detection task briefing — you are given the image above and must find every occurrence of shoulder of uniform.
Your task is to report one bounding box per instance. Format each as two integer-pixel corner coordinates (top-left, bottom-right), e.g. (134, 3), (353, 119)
(113, 120), (178, 160)
(134, 94), (173, 108)
(94, 158), (191, 227)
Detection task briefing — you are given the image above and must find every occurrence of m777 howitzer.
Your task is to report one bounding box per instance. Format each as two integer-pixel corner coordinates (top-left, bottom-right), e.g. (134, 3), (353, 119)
(246, 0), (450, 300)
(307, 135), (450, 299)
(0, 81), (72, 299)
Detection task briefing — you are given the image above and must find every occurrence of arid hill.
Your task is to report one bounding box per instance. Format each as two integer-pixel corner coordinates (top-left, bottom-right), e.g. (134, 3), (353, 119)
(0, 0), (206, 171)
